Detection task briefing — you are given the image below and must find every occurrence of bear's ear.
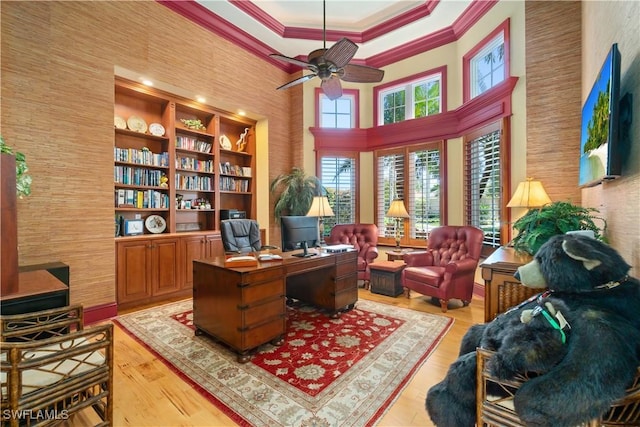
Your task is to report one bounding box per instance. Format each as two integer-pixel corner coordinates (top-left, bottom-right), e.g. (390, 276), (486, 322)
(561, 238), (602, 270)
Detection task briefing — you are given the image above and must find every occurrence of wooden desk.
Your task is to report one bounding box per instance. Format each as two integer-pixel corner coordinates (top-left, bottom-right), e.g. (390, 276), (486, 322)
(480, 247), (535, 322)
(193, 250), (358, 362)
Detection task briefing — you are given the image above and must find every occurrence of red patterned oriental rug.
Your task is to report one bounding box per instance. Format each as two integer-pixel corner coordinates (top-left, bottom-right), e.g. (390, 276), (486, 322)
(114, 299), (453, 426)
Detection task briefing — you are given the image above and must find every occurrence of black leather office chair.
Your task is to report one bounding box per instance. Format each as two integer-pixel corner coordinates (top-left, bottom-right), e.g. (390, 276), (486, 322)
(220, 219), (277, 253)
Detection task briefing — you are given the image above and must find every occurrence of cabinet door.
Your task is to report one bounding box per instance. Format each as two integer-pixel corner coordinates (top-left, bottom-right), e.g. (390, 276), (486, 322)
(151, 238), (181, 296)
(117, 240), (152, 304)
(181, 235), (205, 290)
(205, 233), (224, 258)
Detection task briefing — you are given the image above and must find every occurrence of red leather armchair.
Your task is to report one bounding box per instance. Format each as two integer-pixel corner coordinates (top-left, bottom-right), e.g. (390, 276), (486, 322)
(326, 224), (379, 285)
(401, 225), (484, 312)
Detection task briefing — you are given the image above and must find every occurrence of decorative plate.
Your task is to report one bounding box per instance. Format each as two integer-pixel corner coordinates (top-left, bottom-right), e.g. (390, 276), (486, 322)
(114, 115), (127, 129)
(145, 215), (167, 234)
(127, 115), (147, 133)
(149, 122), (165, 137)
(220, 134), (232, 150)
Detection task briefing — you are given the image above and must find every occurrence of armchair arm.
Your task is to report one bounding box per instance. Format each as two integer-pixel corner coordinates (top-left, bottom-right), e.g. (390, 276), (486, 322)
(362, 245), (379, 264)
(403, 250), (433, 267)
(444, 258), (478, 275)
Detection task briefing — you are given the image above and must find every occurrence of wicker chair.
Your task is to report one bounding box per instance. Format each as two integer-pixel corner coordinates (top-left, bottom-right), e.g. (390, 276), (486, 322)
(476, 348), (640, 426)
(1, 305), (113, 427)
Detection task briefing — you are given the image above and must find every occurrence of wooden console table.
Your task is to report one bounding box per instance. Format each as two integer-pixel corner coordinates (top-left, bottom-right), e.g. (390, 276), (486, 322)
(1, 262), (70, 315)
(193, 250), (358, 362)
(480, 247), (536, 322)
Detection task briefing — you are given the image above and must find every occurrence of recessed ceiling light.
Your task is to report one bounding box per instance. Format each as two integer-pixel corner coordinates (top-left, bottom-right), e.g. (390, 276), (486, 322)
(238, 110), (246, 116)
(196, 96), (206, 103)
(141, 79), (153, 86)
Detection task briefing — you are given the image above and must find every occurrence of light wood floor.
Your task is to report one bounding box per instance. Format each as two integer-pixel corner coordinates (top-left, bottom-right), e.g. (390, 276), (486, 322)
(67, 287), (485, 427)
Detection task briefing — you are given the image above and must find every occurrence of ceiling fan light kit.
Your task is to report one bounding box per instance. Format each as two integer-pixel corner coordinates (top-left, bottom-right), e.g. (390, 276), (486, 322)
(269, 1), (384, 100)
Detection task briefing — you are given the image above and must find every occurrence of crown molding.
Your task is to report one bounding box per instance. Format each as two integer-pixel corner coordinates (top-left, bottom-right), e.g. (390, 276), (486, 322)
(158, 0), (497, 72)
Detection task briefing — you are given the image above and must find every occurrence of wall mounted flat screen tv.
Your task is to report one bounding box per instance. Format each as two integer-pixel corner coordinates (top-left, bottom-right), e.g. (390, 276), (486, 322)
(579, 43), (622, 187)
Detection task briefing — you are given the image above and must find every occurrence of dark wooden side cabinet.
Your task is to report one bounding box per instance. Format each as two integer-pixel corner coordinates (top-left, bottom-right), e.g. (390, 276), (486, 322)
(1, 262), (70, 315)
(480, 247), (536, 322)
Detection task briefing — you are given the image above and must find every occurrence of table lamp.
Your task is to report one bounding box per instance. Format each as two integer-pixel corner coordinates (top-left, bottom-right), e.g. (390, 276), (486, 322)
(306, 196), (335, 246)
(386, 199), (410, 248)
(506, 178), (551, 209)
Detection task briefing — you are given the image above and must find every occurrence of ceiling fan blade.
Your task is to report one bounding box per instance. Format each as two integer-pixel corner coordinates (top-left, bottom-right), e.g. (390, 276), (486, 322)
(324, 38), (358, 68)
(269, 53), (313, 69)
(340, 64), (385, 83)
(321, 76), (343, 100)
(276, 74), (317, 91)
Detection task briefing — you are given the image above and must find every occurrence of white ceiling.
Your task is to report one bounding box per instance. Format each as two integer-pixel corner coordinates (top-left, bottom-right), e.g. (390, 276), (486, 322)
(195, 0), (473, 60)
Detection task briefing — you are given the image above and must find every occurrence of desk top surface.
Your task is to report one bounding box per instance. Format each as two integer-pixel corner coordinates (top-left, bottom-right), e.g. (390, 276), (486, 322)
(196, 249), (356, 271)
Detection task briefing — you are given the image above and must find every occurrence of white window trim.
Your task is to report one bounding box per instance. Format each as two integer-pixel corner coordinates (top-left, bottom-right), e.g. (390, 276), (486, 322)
(319, 93), (356, 129)
(378, 73), (442, 125)
(470, 32), (505, 99)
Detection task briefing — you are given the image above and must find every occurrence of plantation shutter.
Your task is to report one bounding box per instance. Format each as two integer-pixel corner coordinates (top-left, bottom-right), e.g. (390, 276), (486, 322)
(409, 148), (441, 240)
(377, 153), (405, 239)
(319, 155), (356, 229)
(465, 129), (502, 247)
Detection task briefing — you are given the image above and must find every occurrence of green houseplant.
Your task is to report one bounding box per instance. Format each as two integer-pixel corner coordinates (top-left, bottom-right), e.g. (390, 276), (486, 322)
(510, 201), (606, 255)
(270, 167), (321, 219)
(0, 135), (32, 198)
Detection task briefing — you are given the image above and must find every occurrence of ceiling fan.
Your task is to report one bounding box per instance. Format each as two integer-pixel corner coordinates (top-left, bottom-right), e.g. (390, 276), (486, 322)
(269, 0), (384, 100)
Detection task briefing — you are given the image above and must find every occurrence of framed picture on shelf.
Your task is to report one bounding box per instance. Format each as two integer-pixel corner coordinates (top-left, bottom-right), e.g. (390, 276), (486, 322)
(123, 219), (144, 236)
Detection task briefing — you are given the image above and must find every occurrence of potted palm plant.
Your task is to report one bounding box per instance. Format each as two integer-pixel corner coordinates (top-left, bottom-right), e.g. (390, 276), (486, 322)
(510, 201), (606, 255)
(270, 167), (321, 219)
(1, 135), (32, 198)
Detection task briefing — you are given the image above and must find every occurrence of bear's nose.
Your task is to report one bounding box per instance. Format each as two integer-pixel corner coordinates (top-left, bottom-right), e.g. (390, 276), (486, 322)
(514, 270), (521, 281)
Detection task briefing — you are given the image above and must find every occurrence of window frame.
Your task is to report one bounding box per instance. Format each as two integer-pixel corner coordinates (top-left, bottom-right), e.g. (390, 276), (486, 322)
(315, 88), (360, 129)
(374, 142), (446, 247)
(373, 66), (447, 127)
(463, 19), (510, 103)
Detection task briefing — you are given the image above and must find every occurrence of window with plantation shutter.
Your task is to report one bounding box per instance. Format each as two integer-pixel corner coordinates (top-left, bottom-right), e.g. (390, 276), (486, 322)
(318, 154), (357, 233)
(377, 152), (405, 240)
(409, 148), (441, 239)
(375, 143), (443, 246)
(464, 127), (502, 247)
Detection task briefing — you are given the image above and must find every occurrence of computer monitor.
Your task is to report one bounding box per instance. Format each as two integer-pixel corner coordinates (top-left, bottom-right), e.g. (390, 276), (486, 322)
(280, 215), (318, 258)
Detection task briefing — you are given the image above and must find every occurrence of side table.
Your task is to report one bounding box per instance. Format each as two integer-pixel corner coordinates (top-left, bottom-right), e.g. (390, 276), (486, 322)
(369, 261), (405, 297)
(386, 249), (419, 262)
(480, 247), (535, 322)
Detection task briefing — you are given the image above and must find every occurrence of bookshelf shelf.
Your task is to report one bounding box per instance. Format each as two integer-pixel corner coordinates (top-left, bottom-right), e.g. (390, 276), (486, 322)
(115, 77), (256, 238)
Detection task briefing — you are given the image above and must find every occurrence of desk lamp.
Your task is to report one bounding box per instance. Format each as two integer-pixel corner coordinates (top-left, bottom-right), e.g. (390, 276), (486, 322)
(386, 199), (410, 248)
(306, 196), (335, 246)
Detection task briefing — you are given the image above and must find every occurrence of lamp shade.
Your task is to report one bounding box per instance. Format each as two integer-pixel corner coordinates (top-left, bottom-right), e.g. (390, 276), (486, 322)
(306, 196), (335, 217)
(386, 199), (410, 218)
(507, 178), (552, 208)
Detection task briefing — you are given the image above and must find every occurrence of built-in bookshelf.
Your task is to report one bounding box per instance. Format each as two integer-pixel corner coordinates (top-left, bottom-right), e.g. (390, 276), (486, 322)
(114, 78), (256, 237)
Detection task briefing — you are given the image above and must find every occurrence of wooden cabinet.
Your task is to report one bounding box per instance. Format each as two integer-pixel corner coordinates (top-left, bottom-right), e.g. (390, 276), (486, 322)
(114, 78), (257, 309)
(116, 237), (181, 309)
(480, 247), (536, 322)
(180, 233), (225, 291)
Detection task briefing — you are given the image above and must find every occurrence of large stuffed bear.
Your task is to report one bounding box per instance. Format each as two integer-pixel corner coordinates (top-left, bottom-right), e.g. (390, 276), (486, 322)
(426, 234), (640, 427)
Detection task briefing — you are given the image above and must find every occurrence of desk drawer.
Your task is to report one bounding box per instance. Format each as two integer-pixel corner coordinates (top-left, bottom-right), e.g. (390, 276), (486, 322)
(242, 317), (286, 350)
(286, 256), (333, 275)
(242, 298), (284, 326)
(242, 278), (285, 305)
(335, 274), (357, 292)
(335, 261), (356, 278)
